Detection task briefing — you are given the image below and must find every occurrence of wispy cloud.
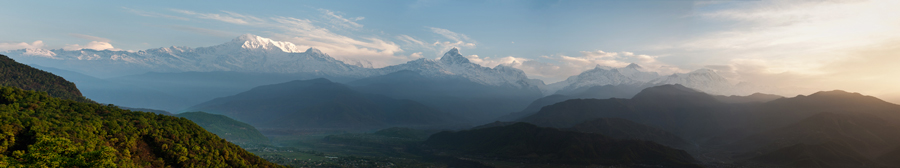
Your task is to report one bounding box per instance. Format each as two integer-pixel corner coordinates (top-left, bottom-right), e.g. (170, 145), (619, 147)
(164, 9), (411, 67)
(69, 33), (111, 42)
(319, 9), (364, 30)
(168, 25), (236, 37)
(122, 7), (189, 21)
(396, 35), (427, 47)
(428, 27), (476, 56)
(429, 27), (471, 42)
(64, 41), (120, 51)
(170, 9), (263, 25)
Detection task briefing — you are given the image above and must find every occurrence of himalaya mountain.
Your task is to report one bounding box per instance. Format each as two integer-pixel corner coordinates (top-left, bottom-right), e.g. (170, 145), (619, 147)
(4, 35), (547, 114)
(375, 48), (545, 89)
(348, 48), (544, 123)
(548, 63), (738, 96)
(2, 34), (369, 78)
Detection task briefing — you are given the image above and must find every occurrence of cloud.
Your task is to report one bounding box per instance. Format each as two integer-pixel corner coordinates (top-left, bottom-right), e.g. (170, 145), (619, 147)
(64, 41), (120, 51)
(663, 0), (900, 74)
(171, 9), (263, 25)
(428, 27), (477, 55)
(319, 9), (364, 30)
(0, 41), (46, 51)
(69, 34), (111, 42)
(168, 25), (236, 37)
(268, 16), (407, 67)
(465, 55), (530, 68)
(122, 7), (189, 21)
(163, 9), (412, 68)
(396, 35), (427, 47)
(429, 27), (471, 42)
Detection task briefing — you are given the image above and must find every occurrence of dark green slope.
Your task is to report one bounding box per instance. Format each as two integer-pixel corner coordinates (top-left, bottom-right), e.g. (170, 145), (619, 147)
(519, 84), (730, 141)
(0, 54), (89, 102)
(424, 122), (700, 167)
(750, 143), (875, 168)
(569, 118), (693, 150)
(732, 112), (900, 159)
(188, 78), (460, 130)
(176, 112), (270, 145)
(0, 86), (282, 167)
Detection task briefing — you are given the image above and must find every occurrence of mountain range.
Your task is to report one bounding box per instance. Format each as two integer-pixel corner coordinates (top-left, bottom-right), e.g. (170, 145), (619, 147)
(512, 83), (900, 167)
(186, 78), (463, 130)
(0, 56), (281, 167)
(4, 34), (749, 99)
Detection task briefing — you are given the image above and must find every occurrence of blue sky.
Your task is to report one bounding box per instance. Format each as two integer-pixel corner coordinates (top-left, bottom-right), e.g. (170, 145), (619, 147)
(3, 0), (900, 98)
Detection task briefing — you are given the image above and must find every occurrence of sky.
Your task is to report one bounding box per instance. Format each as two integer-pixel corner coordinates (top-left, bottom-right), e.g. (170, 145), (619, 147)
(2, 0), (900, 100)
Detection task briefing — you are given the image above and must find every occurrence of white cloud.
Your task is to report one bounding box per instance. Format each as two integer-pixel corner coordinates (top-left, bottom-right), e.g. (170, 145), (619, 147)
(429, 27), (470, 42)
(268, 16), (407, 67)
(0, 41), (46, 51)
(164, 9), (412, 68)
(641, 0), (900, 97)
(171, 9), (262, 25)
(428, 27), (477, 54)
(69, 34), (111, 42)
(667, 0), (900, 75)
(319, 9), (364, 30)
(465, 55), (530, 68)
(64, 41), (120, 51)
(396, 35), (427, 47)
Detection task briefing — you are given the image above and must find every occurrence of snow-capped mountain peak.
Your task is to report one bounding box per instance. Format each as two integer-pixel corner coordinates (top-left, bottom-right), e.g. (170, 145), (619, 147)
(651, 68), (732, 95)
(377, 48), (540, 89)
(439, 48), (470, 64)
(230, 34), (305, 53)
(304, 47), (326, 56)
(625, 63), (642, 69)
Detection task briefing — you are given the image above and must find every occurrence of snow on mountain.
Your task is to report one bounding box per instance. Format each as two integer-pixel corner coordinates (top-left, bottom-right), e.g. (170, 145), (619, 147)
(376, 48), (542, 89)
(1, 34), (370, 77)
(548, 64), (739, 96)
(2, 35), (541, 88)
(548, 63), (659, 94)
(652, 68), (733, 95)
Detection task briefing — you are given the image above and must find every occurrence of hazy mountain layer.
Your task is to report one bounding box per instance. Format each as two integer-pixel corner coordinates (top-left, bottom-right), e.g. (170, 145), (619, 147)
(349, 70), (543, 123)
(177, 112), (270, 145)
(188, 78), (461, 130)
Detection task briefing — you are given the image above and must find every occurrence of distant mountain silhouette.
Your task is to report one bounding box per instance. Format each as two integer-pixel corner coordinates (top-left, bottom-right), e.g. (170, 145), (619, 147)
(515, 84), (900, 167)
(498, 84), (647, 121)
(424, 122), (701, 167)
(188, 78), (461, 130)
(731, 112), (900, 159)
(176, 112), (270, 145)
(519, 84), (729, 141)
(713, 93), (783, 104)
(349, 70), (543, 124)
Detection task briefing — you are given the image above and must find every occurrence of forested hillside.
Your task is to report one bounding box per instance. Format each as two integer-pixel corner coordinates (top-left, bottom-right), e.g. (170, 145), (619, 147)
(0, 86), (283, 167)
(0, 54), (89, 102)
